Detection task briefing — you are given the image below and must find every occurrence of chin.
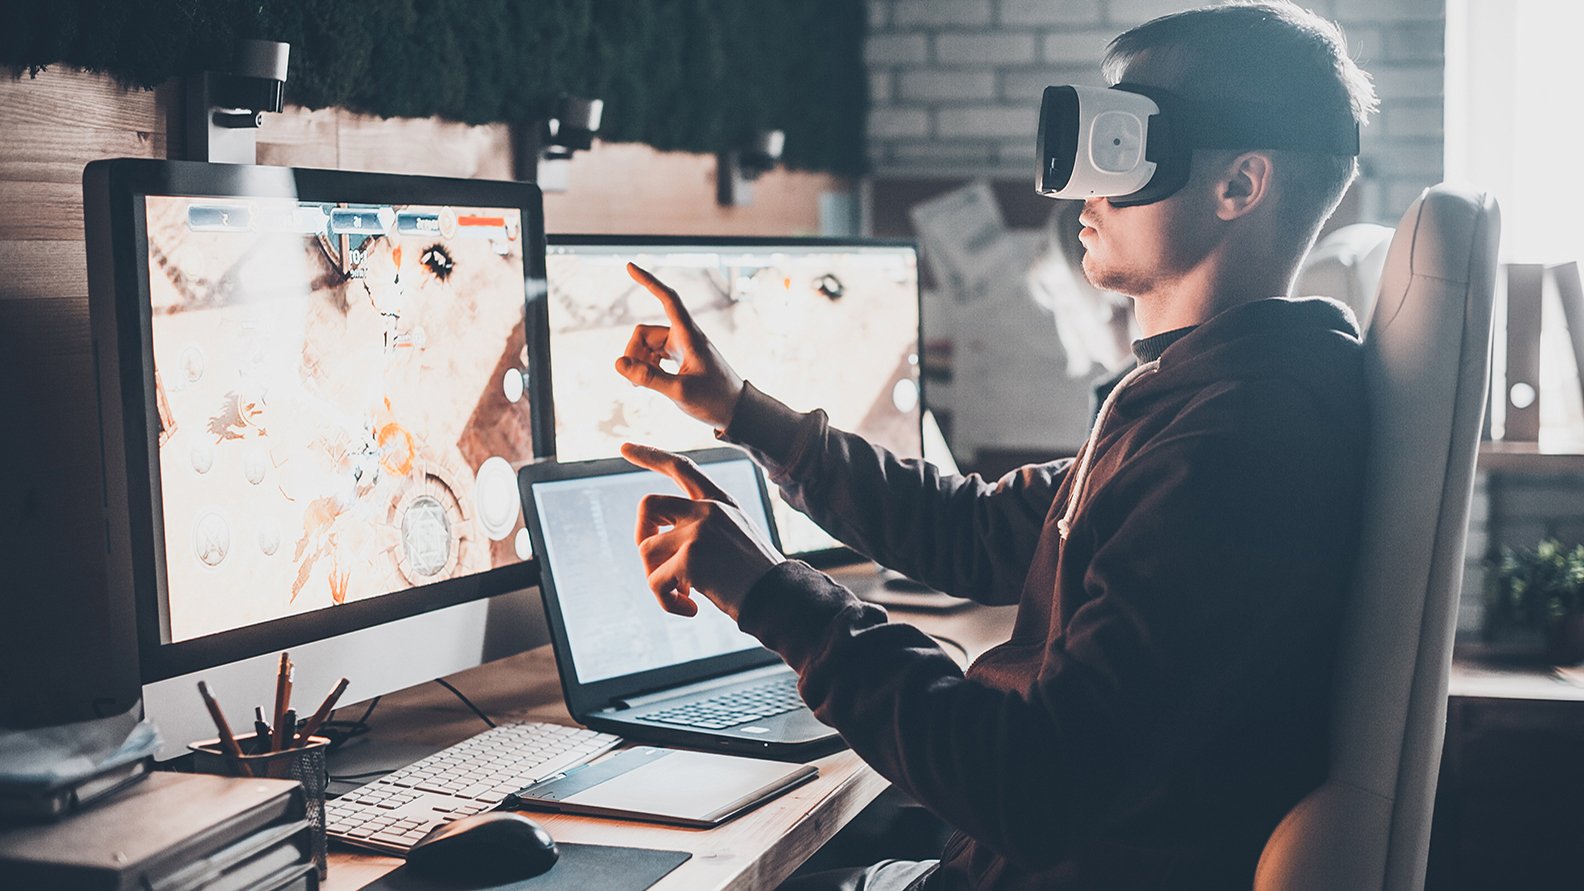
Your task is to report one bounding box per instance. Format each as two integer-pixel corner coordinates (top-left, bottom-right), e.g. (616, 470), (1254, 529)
(1083, 257), (1144, 298)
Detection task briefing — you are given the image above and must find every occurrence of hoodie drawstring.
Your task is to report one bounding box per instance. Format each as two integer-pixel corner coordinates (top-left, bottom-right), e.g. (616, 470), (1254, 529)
(1057, 359), (1160, 540)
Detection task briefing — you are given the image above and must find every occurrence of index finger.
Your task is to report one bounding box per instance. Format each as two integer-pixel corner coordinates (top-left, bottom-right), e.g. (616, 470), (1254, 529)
(635, 493), (705, 544)
(621, 442), (734, 504)
(627, 263), (700, 344)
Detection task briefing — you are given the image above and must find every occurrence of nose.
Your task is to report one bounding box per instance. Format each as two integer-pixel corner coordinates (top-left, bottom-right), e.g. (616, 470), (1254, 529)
(1080, 198), (1105, 228)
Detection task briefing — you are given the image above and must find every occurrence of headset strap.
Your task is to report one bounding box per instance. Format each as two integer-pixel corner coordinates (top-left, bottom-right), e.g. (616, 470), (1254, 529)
(1115, 82), (1360, 156)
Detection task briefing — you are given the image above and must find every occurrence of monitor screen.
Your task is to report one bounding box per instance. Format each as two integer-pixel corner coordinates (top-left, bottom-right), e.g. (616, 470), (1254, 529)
(78, 158), (553, 686)
(141, 195), (538, 645)
(545, 238), (922, 558)
(529, 457), (770, 684)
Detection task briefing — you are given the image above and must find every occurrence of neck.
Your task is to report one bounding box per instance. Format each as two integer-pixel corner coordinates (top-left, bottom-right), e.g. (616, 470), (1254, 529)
(1131, 247), (1297, 337)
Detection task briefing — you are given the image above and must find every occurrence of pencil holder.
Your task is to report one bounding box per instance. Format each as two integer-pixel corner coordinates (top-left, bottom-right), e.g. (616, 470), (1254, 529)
(190, 733), (330, 879)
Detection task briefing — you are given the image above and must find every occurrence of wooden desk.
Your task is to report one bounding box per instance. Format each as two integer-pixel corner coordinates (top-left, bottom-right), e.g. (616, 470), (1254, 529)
(322, 599), (1018, 890)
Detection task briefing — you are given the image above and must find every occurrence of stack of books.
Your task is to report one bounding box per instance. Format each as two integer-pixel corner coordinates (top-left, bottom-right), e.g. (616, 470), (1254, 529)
(0, 772), (317, 890)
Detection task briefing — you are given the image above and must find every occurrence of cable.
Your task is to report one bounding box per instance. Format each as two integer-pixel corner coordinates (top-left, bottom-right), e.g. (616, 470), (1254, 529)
(317, 695), (381, 755)
(328, 767), (400, 783)
(324, 682), (494, 785)
(929, 633), (970, 666)
(433, 677), (497, 729)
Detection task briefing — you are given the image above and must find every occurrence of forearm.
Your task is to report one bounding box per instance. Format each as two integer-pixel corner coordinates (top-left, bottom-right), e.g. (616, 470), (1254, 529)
(737, 562), (1119, 867)
(723, 383), (1062, 602)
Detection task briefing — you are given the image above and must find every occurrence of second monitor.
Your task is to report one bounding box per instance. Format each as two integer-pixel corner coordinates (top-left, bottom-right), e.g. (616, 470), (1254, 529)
(544, 236), (923, 561)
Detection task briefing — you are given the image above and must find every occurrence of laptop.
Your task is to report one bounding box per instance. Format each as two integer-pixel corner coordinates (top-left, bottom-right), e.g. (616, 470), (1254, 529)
(518, 447), (844, 761)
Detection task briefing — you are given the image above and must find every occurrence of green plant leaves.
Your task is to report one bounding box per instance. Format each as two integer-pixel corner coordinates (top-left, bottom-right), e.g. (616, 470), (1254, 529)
(1486, 537), (1584, 632)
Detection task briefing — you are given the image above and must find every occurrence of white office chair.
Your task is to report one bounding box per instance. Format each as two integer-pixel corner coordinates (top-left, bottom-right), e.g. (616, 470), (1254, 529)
(1255, 186), (1501, 890)
(1295, 222), (1395, 331)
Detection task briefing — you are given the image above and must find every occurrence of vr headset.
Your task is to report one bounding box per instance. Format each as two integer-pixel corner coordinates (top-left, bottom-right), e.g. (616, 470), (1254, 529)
(1036, 83), (1359, 206)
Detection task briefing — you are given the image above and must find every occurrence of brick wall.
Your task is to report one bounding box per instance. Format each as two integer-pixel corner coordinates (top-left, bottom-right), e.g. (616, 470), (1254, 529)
(866, 0), (1445, 224)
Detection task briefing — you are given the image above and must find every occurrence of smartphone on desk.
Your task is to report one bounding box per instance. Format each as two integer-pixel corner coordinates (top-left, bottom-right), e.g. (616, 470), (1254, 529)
(509, 746), (817, 828)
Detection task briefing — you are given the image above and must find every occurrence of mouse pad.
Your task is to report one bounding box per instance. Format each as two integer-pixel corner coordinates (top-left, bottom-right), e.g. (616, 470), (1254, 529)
(361, 842), (691, 891)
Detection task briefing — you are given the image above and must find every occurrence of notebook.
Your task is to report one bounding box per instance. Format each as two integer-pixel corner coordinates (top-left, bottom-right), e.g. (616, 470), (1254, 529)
(518, 447), (842, 760)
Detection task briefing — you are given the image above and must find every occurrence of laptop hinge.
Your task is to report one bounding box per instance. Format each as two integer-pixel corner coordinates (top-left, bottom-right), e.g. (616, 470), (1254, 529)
(608, 663), (788, 711)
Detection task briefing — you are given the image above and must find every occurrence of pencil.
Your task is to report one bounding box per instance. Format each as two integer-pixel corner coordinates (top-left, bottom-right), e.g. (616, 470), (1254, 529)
(271, 652), (293, 751)
(296, 677), (350, 744)
(197, 681), (253, 777)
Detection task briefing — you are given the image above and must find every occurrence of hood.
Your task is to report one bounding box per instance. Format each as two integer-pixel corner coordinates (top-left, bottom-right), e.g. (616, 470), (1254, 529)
(1126, 296), (1363, 421)
(1055, 295), (1365, 541)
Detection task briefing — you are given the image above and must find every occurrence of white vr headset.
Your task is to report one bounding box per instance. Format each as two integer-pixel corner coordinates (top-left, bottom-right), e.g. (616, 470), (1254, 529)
(1036, 83), (1360, 206)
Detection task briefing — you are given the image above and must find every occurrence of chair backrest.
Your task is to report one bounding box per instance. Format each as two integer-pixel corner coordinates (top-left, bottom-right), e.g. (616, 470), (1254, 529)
(1255, 186), (1500, 891)
(1295, 222), (1395, 330)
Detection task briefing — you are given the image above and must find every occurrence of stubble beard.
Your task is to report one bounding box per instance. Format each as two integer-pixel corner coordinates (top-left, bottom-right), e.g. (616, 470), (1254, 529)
(1081, 251), (1149, 299)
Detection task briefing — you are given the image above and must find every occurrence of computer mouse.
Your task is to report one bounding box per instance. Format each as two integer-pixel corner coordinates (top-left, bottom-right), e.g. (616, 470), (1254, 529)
(404, 811), (559, 882)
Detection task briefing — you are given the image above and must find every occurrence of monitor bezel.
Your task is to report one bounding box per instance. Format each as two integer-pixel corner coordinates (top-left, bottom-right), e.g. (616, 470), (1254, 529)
(517, 447), (784, 720)
(85, 159), (550, 683)
(542, 234), (926, 568)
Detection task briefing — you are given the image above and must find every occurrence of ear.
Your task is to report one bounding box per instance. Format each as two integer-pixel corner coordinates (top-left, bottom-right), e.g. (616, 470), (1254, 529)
(1215, 151), (1274, 222)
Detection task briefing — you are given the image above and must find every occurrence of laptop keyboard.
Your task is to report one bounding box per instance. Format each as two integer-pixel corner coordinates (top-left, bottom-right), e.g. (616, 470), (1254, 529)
(326, 721), (619, 853)
(641, 675), (805, 730)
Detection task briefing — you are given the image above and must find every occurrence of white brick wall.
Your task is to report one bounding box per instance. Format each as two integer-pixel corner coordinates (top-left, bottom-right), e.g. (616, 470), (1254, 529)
(894, 0), (997, 26)
(899, 69), (999, 101)
(1001, 0), (1104, 26)
(936, 32), (1040, 63)
(865, 0), (1446, 224)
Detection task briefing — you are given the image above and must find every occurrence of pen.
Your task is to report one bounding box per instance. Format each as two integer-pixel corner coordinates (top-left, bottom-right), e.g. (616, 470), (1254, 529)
(271, 652), (293, 751)
(282, 708), (297, 749)
(296, 677), (350, 744)
(254, 706), (271, 750)
(197, 681), (253, 777)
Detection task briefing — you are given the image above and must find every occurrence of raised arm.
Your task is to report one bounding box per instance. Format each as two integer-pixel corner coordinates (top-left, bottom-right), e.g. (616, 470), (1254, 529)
(614, 263), (1064, 602)
(724, 383), (1065, 602)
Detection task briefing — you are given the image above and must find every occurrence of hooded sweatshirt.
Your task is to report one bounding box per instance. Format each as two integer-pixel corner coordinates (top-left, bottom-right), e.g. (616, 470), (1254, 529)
(722, 297), (1368, 890)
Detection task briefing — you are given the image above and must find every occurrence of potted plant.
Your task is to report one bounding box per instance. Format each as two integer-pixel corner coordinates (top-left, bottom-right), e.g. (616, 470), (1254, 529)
(1485, 537), (1584, 665)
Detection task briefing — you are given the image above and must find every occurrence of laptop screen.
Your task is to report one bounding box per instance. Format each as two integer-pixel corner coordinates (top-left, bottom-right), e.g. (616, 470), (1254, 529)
(530, 456), (771, 684)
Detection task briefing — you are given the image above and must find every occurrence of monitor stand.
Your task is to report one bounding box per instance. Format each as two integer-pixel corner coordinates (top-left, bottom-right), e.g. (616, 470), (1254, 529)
(142, 596), (510, 761)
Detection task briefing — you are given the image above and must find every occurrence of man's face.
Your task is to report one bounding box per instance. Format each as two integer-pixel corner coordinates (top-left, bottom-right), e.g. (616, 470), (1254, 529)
(1078, 183), (1217, 299)
(1077, 57), (1223, 299)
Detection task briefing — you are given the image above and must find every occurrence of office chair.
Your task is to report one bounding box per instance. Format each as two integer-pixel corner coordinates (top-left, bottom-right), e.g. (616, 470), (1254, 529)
(1255, 186), (1501, 891)
(1294, 221), (1395, 331)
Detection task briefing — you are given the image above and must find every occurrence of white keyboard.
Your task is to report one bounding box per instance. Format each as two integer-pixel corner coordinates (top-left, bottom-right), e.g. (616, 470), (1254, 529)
(326, 721), (620, 853)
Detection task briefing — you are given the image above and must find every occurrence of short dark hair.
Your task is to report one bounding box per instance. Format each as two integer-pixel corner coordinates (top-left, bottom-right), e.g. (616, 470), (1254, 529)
(1103, 1), (1378, 255)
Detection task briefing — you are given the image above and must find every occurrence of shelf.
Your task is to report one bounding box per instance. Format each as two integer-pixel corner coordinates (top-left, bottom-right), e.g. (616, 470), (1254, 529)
(1477, 442), (1584, 475)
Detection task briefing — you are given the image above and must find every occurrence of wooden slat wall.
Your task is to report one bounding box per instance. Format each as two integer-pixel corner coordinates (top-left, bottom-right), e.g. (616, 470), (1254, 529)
(0, 67), (842, 662)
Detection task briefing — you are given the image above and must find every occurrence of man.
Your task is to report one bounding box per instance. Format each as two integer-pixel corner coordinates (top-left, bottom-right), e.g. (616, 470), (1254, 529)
(613, 3), (1377, 888)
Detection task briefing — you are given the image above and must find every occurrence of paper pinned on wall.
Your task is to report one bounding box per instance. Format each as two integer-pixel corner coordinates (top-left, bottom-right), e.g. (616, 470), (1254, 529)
(952, 231), (1091, 456)
(908, 182), (1094, 458)
(909, 181), (1023, 304)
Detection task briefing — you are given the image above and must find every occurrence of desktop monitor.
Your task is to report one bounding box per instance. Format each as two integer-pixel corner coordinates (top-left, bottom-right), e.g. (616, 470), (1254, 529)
(84, 160), (550, 756)
(544, 236), (923, 561)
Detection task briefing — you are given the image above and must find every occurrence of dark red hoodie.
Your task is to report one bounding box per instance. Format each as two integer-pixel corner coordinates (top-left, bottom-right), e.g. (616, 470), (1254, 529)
(724, 297), (1368, 889)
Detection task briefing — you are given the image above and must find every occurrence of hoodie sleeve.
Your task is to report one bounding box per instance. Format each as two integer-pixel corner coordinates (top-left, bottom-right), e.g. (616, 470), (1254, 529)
(723, 382), (1068, 604)
(735, 378), (1364, 868)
